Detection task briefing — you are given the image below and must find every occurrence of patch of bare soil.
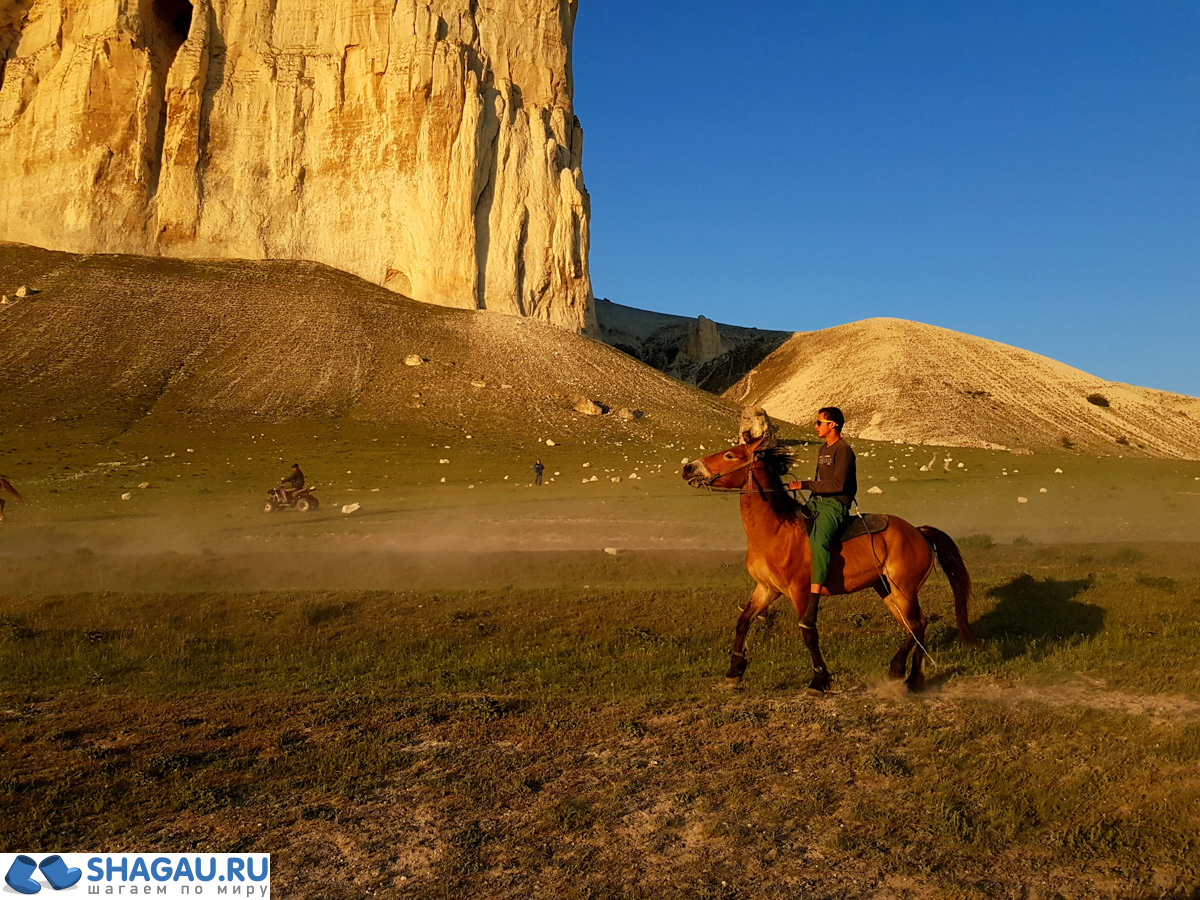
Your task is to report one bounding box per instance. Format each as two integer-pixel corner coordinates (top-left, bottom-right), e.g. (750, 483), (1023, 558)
(936, 675), (1200, 720)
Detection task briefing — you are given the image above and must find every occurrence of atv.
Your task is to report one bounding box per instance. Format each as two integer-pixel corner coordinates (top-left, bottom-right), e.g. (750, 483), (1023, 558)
(263, 485), (320, 513)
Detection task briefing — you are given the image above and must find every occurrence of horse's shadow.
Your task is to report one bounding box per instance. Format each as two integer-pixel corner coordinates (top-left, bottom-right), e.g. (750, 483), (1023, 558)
(972, 573), (1105, 659)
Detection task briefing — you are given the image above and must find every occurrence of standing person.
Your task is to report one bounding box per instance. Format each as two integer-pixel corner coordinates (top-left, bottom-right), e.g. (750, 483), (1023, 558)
(0, 475), (23, 522)
(533, 458), (545, 486)
(277, 463), (304, 504)
(787, 408), (857, 631)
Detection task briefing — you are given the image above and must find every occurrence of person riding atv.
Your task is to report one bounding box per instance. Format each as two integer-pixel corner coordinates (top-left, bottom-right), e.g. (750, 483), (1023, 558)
(277, 463), (304, 504)
(264, 464), (320, 513)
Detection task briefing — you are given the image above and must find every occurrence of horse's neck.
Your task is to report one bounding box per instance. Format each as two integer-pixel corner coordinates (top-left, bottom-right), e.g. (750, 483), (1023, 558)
(738, 473), (795, 543)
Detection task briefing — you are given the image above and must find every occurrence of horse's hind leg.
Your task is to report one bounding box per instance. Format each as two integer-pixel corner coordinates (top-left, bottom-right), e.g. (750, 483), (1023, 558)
(877, 581), (912, 680)
(881, 579), (928, 691)
(726, 583), (779, 687)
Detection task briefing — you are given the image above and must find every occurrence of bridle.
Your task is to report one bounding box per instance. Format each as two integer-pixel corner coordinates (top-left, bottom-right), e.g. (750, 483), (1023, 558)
(699, 453), (792, 494)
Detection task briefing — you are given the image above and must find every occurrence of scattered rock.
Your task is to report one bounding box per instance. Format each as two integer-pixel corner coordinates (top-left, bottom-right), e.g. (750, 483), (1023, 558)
(615, 408), (644, 420)
(1055, 468), (1064, 474)
(341, 503), (361, 514)
(572, 395), (606, 416)
(439, 458), (449, 464)
(611, 476), (621, 483)
(738, 405), (778, 446)
(681, 458), (690, 466)
(138, 482), (149, 489)
(867, 485), (883, 494)
(470, 380), (486, 388)
(545, 439), (556, 447)
(589, 475), (598, 482)
(582, 462), (591, 468)
(888, 476), (898, 482)
(404, 355), (423, 367)
(121, 492), (132, 500)
(1017, 497), (1029, 503)
(15, 285), (32, 298)
(1039, 488), (1048, 493)
(604, 547), (619, 556)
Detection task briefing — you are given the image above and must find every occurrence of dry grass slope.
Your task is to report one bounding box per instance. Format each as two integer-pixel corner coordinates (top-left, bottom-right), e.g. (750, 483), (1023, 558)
(0, 243), (733, 437)
(725, 317), (1200, 459)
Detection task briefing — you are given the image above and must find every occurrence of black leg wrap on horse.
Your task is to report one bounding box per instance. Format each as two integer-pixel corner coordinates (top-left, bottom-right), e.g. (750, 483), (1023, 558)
(801, 592), (821, 629)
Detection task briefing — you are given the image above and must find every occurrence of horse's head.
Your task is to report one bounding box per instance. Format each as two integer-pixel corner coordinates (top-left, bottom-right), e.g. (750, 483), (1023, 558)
(682, 436), (768, 490)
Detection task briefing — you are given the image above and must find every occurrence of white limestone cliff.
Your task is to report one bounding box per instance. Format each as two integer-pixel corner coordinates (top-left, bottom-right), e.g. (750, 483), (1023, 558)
(0, 0), (594, 332)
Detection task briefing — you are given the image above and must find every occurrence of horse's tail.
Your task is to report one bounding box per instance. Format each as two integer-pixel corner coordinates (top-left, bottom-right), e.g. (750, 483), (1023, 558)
(917, 526), (979, 647)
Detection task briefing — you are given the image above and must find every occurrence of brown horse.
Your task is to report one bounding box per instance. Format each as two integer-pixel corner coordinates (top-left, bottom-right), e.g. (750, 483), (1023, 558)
(682, 436), (977, 692)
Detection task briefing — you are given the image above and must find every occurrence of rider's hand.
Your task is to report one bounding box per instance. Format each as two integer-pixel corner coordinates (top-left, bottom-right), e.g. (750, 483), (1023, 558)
(787, 481), (802, 491)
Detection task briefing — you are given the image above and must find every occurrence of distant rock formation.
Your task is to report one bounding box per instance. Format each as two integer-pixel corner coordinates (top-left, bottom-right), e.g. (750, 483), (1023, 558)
(0, 0), (594, 332)
(594, 298), (791, 394)
(685, 315), (726, 362)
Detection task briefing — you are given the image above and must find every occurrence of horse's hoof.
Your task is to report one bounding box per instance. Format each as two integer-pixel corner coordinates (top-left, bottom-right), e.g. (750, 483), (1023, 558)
(721, 676), (743, 691)
(805, 684), (828, 697)
(905, 676), (926, 693)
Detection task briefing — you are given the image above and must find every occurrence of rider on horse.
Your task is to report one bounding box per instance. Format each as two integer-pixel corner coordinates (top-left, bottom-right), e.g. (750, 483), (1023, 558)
(787, 407), (857, 633)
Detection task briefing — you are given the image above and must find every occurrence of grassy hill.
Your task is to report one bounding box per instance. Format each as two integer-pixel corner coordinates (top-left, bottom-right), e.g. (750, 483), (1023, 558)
(0, 243), (734, 441)
(725, 317), (1200, 459)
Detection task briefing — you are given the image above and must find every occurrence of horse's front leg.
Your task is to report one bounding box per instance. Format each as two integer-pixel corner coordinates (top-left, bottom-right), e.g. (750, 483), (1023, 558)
(726, 583), (780, 687)
(795, 586), (832, 694)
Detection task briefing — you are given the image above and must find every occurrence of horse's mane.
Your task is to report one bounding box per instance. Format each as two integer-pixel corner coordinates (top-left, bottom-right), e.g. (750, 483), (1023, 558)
(753, 446), (803, 519)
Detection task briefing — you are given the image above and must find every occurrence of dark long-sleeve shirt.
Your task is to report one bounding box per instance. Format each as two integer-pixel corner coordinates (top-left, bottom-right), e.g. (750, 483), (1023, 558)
(800, 438), (856, 508)
(281, 468), (304, 489)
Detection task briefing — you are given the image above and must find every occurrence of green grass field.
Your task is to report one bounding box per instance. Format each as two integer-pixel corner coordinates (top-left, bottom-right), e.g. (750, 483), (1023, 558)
(2, 420), (1200, 898)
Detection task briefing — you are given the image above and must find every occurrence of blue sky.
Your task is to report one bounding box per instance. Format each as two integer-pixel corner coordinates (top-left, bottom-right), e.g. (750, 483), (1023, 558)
(573, 2), (1200, 396)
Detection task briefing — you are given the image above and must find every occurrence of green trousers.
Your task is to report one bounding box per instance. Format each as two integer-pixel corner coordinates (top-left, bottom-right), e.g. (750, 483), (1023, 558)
(808, 497), (848, 587)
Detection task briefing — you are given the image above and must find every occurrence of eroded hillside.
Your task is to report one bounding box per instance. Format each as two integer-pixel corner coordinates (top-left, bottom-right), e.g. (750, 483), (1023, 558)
(725, 317), (1200, 459)
(0, 243), (731, 439)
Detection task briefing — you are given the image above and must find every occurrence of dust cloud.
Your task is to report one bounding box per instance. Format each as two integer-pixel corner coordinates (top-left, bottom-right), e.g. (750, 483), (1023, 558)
(0, 505), (746, 595)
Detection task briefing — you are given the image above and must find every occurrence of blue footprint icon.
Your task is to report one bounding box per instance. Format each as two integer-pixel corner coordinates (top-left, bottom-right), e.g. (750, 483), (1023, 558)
(39, 856), (82, 890)
(4, 855), (41, 894)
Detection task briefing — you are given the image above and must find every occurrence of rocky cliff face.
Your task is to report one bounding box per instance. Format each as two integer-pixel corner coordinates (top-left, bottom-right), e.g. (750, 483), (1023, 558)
(0, 0), (594, 332)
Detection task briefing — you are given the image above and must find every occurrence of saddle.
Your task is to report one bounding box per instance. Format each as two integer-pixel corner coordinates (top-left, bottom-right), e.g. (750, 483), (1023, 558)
(801, 509), (890, 545)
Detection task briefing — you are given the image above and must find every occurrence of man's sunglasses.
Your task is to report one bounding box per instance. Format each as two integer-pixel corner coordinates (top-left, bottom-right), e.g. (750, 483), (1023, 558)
(815, 420), (835, 428)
